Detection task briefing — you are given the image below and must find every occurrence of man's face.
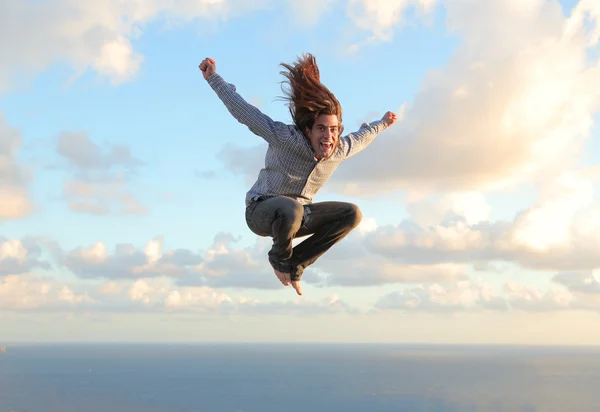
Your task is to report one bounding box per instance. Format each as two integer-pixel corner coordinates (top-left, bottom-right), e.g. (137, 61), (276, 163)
(305, 114), (340, 160)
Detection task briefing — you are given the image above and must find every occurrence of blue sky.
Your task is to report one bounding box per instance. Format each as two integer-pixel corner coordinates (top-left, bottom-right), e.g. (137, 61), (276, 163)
(2, 0), (600, 344)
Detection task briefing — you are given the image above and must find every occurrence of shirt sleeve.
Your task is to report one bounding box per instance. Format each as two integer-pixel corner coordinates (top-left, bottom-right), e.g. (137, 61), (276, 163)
(338, 120), (388, 159)
(207, 73), (294, 146)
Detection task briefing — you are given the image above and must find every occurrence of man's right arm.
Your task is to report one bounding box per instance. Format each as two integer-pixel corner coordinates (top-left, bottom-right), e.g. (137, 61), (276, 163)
(205, 72), (292, 146)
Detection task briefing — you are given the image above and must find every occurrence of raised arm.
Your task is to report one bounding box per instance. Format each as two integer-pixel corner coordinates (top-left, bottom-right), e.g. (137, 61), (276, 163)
(339, 111), (398, 158)
(199, 57), (293, 146)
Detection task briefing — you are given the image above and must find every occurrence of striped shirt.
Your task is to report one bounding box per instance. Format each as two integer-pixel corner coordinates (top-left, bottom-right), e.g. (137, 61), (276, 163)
(207, 73), (388, 206)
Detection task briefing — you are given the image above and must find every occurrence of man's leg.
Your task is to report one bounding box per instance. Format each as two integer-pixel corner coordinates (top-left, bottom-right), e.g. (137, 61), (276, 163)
(284, 201), (362, 282)
(245, 196), (304, 284)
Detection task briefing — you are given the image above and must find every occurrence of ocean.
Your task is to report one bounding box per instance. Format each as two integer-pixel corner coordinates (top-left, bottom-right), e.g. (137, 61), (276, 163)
(0, 344), (599, 412)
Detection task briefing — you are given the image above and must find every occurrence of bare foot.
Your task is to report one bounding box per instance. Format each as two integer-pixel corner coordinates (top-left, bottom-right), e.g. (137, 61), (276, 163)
(274, 269), (291, 286)
(291, 280), (302, 296)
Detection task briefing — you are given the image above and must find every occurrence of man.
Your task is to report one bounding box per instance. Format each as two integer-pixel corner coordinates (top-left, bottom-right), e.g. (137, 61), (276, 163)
(200, 54), (398, 296)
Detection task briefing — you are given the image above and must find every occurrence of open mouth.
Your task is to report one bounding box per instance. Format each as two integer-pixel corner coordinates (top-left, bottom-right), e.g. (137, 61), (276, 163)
(320, 142), (333, 151)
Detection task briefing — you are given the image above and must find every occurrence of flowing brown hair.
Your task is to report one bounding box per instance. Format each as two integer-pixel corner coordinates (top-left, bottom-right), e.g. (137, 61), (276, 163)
(278, 53), (344, 136)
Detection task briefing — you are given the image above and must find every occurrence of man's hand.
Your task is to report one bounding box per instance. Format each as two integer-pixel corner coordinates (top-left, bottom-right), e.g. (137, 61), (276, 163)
(199, 57), (216, 80)
(382, 111), (398, 127)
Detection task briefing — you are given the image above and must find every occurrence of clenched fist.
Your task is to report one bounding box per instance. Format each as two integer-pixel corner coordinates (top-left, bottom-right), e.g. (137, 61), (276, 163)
(381, 111), (398, 127)
(199, 58), (216, 80)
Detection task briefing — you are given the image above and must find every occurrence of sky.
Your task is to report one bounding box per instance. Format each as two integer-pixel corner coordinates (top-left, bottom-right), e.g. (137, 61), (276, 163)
(2, 0), (600, 345)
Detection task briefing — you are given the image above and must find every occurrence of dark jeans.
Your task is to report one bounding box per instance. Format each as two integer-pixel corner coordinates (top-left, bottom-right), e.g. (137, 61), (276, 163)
(245, 196), (362, 281)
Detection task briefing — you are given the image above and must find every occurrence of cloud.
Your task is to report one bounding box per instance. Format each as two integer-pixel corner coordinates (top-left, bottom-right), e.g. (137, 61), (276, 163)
(283, 0), (340, 27)
(213, 2), (600, 202)
(185, 234), (299, 289)
(52, 232), (317, 290)
(57, 131), (142, 171)
(55, 130), (147, 215)
(329, 0), (600, 195)
(0, 237), (51, 276)
(550, 271), (600, 311)
(504, 280), (573, 312)
(0, 269), (358, 315)
(120, 279), (357, 314)
(0, 0), (277, 91)
(63, 176), (147, 216)
(60, 237), (204, 280)
(185, 226), (468, 288)
(359, 172), (600, 273)
(0, 114), (33, 220)
(375, 280), (508, 312)
(406, 191), (492, 227)
(347, 0), (437, 44)
(54, 169), (600, 289)
(315, 246), (469, 286)
(4, 230), (600, 315)
(374, 278), (589, 313)
(217, 142), (265, 185)
(237, 294), (358, 315)
(552, 271), (600, 294)
(55, 226), (460, 290)
(0, 274), (94, 311)
(163, 285), (233, 312)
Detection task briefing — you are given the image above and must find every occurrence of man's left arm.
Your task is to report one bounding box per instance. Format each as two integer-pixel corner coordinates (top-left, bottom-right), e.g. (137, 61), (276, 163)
(339, 111), (398, 158)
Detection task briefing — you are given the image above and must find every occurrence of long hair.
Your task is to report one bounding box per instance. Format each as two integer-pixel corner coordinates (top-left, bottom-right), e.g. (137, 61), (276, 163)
(278, 53), (343, 136)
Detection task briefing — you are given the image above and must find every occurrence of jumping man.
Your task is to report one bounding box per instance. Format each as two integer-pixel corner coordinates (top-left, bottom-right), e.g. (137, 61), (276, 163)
(199, 54), (398, 296)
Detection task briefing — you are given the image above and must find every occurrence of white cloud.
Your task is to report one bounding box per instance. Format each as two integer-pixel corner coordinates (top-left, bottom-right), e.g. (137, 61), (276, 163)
(238, 293), (358, 315)
(0, 237), (50, 275)
(217, 143), (266, 186)
(284, 0), (339, 26)
(0, 114), (32, 220)
(0, 238), (27, 261)
(329, 0), (600, 195)
(55, 130), (147, 216)
(374, 277), (600, 313)
(553, 271), (600, 294)
(61, 237), (204, 279)
(64, 179), (148, 216)
(375, 280), (505, 312)
(26, 159), (600, 290)
(2, 275), (357, 315)
(347, 0), (436, 42)
(511, 172), (595, 250)
(0, 0), (275, 91)
(504, 280), (574, 311)
(98, 280), (123, 295)
(190, 231), (468, 288)
(191, 234), (289, 289)
(316, 245), (469, 286)
(360, 171), (600, 273)
(164, 287), (232, 311)
(0, 274), (94, 310)
(57, 131), (141, 171)
(406, 191), (492, 228)
(128, 279), (154, 304)
(357, 216), (378, 234)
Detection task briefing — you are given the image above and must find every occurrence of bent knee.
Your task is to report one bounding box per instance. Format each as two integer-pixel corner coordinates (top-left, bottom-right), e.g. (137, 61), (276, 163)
(276, 197), (304, 222)
(347, 204), (362, 228)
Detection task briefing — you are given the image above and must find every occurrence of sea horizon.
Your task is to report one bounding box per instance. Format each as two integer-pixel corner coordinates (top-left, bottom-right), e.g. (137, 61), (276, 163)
(3, 341), (600, 411)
